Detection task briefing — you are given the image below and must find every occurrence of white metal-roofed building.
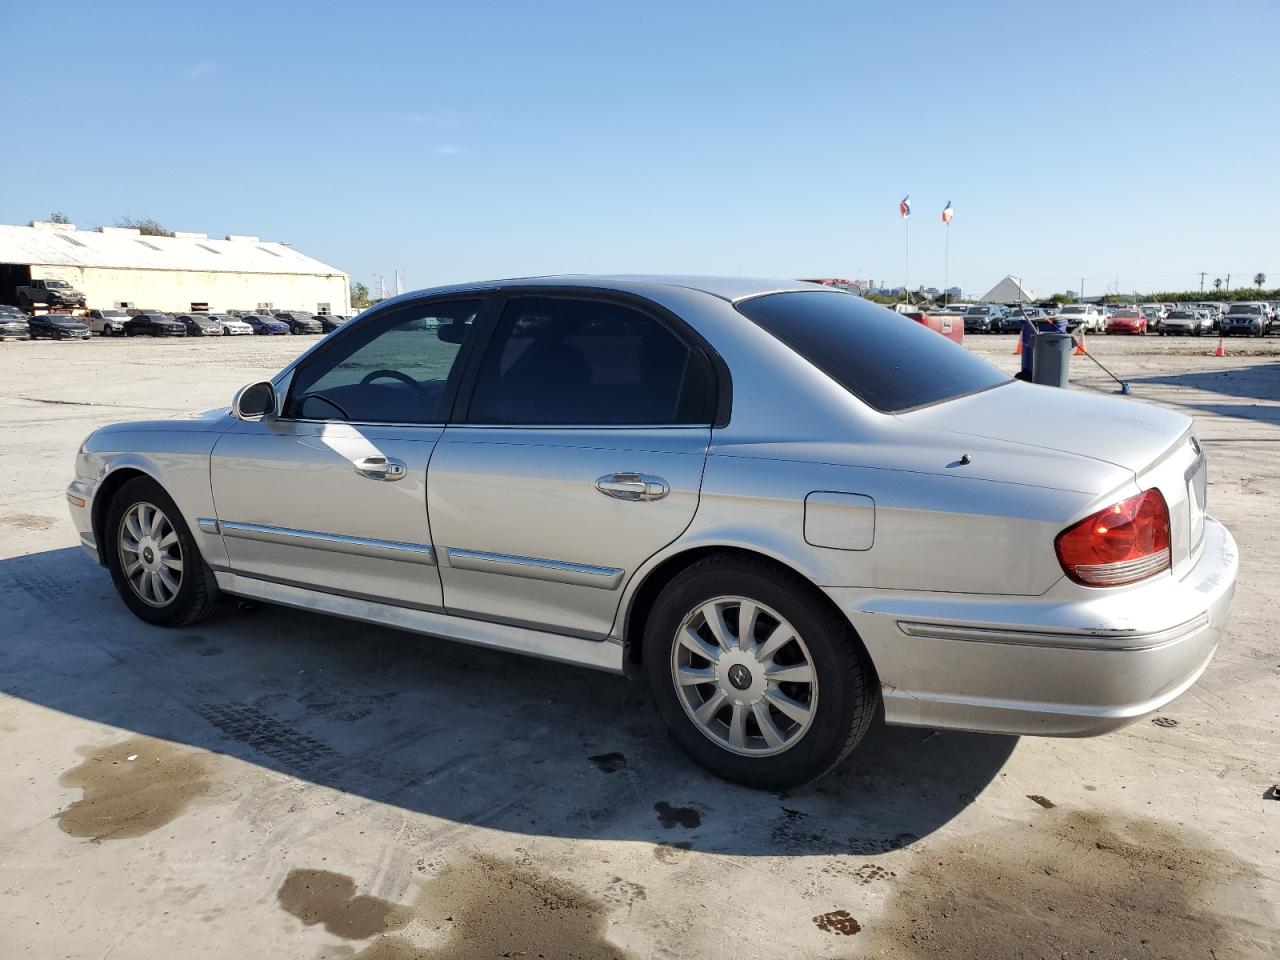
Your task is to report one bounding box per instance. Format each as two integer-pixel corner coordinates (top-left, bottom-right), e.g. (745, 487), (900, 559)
(0, 221), (350, 315)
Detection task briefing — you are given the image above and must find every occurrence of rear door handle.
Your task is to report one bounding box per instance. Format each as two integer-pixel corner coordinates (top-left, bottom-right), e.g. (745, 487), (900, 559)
(595, 472), (669, 502)
(354, 455), (407, 481)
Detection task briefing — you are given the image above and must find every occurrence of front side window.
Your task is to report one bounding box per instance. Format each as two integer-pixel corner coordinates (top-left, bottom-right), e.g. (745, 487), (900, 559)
(467, 296), (713, 426)
(737, 291), (1010, 413)
(285, 299), (481, 423)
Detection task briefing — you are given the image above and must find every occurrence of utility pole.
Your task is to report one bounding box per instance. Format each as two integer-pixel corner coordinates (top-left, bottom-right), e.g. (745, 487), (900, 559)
(1199, 272), (1206, 293)
(1225, 273), (1230, 295)
(1080, 277), (1084, 303)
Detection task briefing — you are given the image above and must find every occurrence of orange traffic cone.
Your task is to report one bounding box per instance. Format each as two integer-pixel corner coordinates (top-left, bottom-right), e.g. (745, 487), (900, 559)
(1074, 331), (1088, 356)
(1014, 336), (1022, 355)
(1214, 337), (1226, 357)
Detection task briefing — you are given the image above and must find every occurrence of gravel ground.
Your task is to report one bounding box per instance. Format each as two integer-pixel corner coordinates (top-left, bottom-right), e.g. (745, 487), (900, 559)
(0, 330), (1276, 959)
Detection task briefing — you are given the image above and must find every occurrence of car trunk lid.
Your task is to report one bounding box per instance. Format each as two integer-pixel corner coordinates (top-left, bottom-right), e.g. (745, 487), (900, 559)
(898, 383), (1205, 573)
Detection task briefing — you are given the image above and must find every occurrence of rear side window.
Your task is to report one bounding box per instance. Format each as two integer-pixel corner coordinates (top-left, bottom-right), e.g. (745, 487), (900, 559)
(468, 296), (714, 425)
(736, 291), (1010, 413)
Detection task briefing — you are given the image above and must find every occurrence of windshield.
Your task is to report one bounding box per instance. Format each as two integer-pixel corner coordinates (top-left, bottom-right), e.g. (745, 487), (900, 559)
(46, 280), (70, 288)
(1228, 305), (1260, 314)
(1168, 312), (1192, 319)
(736, 292), (1011, 413)
(964, 306), (991, 315)
(1060, 306), (1084, 314)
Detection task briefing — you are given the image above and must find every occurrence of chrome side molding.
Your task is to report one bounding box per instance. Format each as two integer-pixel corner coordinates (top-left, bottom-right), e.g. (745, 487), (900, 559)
(445, 547), (625, 590)
(896, 613), (1211, 652)
(196, 517), (221, 534)
(219, 520), (436, 565)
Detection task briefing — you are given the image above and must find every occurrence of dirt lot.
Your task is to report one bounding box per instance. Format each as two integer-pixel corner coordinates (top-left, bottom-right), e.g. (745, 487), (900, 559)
(1, 332), (1276, 959)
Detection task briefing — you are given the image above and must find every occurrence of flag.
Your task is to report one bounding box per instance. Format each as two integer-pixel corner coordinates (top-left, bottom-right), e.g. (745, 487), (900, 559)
(899, 194), (911, 219)
(941, 201), (954, 224)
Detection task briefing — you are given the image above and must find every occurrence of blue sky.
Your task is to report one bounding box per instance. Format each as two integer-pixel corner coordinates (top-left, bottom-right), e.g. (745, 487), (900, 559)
(2, 1), (1276, 297)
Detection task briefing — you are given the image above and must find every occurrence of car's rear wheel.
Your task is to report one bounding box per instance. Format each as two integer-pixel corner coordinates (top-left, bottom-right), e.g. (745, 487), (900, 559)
(105, 477), (219, 627)
(644, 558), (878, 789)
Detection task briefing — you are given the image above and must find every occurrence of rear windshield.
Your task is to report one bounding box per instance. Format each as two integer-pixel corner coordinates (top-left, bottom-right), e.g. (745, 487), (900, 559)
(736, 291), (1010, 413)
(1060, 306), (1084, 314)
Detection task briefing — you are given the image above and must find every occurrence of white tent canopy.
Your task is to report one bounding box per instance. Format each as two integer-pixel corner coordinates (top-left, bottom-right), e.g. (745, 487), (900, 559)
(978, 275), (1037, 303)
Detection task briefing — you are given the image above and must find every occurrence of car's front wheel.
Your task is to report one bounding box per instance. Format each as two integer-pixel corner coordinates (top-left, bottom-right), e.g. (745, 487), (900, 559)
(644, 558), (878, 789)
(105, 477), (219, 627)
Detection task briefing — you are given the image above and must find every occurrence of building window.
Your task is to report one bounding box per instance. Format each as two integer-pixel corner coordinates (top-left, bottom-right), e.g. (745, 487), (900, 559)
(316, 303), (331, 315)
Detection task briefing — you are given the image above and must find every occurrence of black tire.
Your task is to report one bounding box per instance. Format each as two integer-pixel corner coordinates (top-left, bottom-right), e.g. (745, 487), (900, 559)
(643, 557), (879, 790)
(104, 476), (219, 627)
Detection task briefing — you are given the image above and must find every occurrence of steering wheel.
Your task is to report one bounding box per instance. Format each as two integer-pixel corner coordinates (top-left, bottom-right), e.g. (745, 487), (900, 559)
(359, 369), (433, 401)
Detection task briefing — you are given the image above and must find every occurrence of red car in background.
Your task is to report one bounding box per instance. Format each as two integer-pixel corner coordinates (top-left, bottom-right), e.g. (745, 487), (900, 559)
(1106, 308), (1147, 335)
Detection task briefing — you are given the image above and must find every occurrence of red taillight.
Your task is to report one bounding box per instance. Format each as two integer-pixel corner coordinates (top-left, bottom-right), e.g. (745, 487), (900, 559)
(1055, 489), (1171, 587)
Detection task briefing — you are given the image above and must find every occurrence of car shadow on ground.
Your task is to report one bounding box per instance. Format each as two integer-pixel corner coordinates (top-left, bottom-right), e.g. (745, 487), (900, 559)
(2, 546), (1016, 856)
(1127, 362), (1280, 425)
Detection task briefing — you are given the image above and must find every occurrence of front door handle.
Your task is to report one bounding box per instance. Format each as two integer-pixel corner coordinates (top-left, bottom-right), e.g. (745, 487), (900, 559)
(595, 472), (669, 502)
(353, 455), (407, 481)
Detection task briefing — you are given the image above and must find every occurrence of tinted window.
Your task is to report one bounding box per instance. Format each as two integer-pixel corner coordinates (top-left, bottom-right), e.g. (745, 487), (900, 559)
(468, 296), (713, 426)
(736, 291), (1010, 413)
(285, 299), (481, 423)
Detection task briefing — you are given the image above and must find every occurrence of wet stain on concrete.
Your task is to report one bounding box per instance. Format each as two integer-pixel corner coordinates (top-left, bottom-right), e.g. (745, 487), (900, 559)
(283, 855), (633, 959)
(195, 645), (223, 657)
(813, 909), (862, 935)
(874, 810), (1259, 959)
(0, 513), (57, 530)
(1026, 794), (1056, 809)
(278, 870), (408, 940)
(652, 841), (692, 864)
(56, 736), (212, 841)
(654, 801), (700, 829)
(587, 751), (626, 773)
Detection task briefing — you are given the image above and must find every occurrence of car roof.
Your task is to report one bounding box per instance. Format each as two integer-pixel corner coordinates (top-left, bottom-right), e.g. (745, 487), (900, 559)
(376, 274), (827, 306)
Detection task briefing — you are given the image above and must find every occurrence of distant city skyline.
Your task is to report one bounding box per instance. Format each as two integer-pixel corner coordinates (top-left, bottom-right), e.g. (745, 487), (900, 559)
(2, 1), (1276, 294)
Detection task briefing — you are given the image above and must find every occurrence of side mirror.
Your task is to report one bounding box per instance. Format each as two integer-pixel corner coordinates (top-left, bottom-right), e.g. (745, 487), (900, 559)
(437, 320), (467, 344)
(232, 381), (277, 420)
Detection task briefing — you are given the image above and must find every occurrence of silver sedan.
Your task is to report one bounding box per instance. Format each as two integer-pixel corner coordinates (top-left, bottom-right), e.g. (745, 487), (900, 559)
(67, 276), (1237, 788)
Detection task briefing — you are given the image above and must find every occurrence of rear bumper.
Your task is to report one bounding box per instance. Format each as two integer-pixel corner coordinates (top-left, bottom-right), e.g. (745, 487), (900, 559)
(832, 517), (1238, 737)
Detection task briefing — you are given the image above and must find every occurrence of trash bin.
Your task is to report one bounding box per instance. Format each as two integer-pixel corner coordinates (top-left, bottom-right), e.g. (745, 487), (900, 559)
(1019, 316), (1067, 378)
(1032, 332), (1073, 388)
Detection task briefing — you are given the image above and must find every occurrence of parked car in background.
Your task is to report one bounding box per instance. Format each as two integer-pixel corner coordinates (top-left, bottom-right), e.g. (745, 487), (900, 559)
(125, 312), (186, 337)
(88, 308), (130, 336)
(242, 314), (290, 335)
(996, 306), (1041, 333)
(1220, 302), (1267, 337)
(207, 313), (253, 335)
(1106, 308), (1147, 335)
(1139, 305), (1164, 332)
(1056, 303), (1104, 332)
(963, 304), (1007, 333)
(314, 314), (348, 333)
(65, 275), (1237, 789)
(272, 311), (324, 335)
(0, 305), (31, 340)
(175, 314), (225, 337)
(29, 313), (90, 340)
(1195, 303), (1226, 332)
(1161, 309), (1214, 336)
(17, 278), (86, 310)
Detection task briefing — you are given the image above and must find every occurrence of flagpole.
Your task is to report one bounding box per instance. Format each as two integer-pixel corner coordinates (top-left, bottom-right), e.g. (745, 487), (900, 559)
(905, 216), (910, 300)
(944, 222), (950, 301)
